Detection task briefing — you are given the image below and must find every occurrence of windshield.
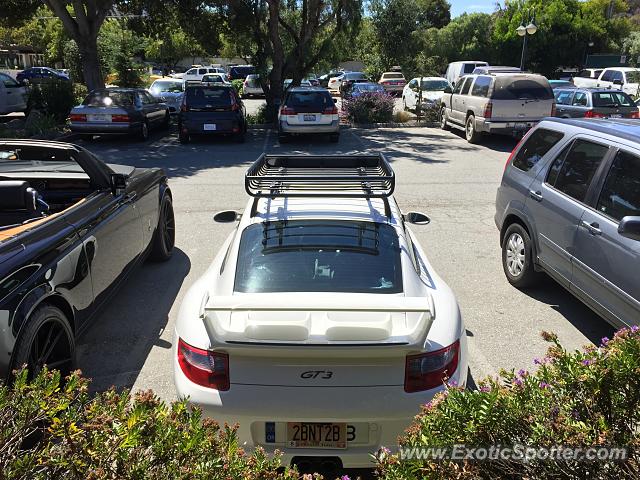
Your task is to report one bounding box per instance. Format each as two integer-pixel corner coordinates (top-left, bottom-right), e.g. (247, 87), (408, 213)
(234, 221), (403, 294)
(150, 81), (183, 94)
(84, 91), (136, 107)
(593, 91), (635, 107)
(626, 71), (640, 83)
(421, 80), (449, 91)
(0, 146), (85, 174)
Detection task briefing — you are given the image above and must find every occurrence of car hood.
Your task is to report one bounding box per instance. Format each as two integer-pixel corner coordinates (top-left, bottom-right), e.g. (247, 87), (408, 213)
(202, 292), (434, 346)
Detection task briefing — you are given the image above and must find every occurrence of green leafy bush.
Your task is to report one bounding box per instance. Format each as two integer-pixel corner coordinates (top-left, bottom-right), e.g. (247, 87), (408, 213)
(376, 328), (640, 480)
(246, 103), (268, 125)
(73, 83), (89, 106)
(231, 79), (244, 96)
(27, 80), (76, 123)
(1, 369), (297, 480)
(343, 92), (395, 124)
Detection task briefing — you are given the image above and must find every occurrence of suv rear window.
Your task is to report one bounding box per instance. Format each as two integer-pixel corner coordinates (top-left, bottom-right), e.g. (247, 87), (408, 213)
(185, 87), (232, 108)
(285, 91), (332, 111)
(512, 128), (564, 172)
(463, 63), (483, 73)
(491, 77), (553, 100)
(234, 221), (403, 294)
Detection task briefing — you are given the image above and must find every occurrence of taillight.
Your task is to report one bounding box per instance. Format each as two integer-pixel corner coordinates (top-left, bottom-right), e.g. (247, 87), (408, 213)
(280, 106), (296, 115)
(584, 110), (605, 118)
(69, 113), (86, 122)
(111, 114), (129, 122)
(323, 106), (338, 115)
(551, 103), (556, 117)
(404, 340), (460, 393)
(177, 338), (229, 390)
(483, 102), (493, 119)
(628, 110), (640, 119)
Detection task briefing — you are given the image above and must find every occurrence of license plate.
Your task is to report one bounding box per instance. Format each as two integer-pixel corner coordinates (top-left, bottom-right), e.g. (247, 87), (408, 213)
(287, 422), (347, 449)
(87, 114), (111, 122)
(610, 114), (622, 118)
(303, 114), (316, 122)
(203, 124), (216, 131)
(514, 123), (527, 130)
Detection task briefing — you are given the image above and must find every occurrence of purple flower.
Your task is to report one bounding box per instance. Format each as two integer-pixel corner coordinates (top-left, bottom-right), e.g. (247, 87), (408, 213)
(534, 358), (542, 365)
(539, 382), (550, 389)
(480, 386), (491, 393)
(514, 378), (523, 387)
(632, 325), (639, 333)
(582, 359), (593, 366)
(601, 336), (610, 346)
(518, 369), (528, 377)
(448, 379), (458, 387)
(341, 476), (351, 480)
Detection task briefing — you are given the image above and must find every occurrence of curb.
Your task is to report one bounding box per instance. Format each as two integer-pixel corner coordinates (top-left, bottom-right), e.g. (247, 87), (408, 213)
(347, 121), (440, 129)
(53, 132), (81, 142)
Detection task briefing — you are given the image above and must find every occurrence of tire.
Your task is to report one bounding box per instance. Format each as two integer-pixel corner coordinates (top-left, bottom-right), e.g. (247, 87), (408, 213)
(149, 194), (175, 262)
(465, 114), (482, 144)
(502, 223), (540, 289)
(139, 120), (150, 141)
(161, 111), (170, 129)
(179, 130), (190, 144)
(440, 106), (450, 130)
(11, 304), (75, 379)
(329, 133), (340, 143)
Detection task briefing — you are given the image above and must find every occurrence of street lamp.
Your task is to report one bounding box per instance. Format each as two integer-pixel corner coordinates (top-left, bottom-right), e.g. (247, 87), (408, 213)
(517, 10), (537, 72)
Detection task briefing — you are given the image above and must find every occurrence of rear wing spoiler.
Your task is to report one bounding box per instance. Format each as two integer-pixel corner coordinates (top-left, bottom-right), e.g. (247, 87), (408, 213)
(202, 294), (435, 344)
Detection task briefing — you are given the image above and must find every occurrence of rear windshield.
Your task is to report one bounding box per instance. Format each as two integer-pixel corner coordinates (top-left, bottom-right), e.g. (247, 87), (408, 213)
(286, 91), (332, 109)
(463, 63), (484, 73)
(150, 81), (183, 93)
(234, 221), (403, 293)
(185, 87), (231, 107)
(491, 77), (553, 100)
(593, 91), (635, 107)
(345, 72), (367, 80)
(230, 66), (255, 76)
(512, 128), (564, 172)
(84, 91), (135, 107)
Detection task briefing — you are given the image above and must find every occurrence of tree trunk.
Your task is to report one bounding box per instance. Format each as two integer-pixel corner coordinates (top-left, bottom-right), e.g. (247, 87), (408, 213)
(265, 0), (284, 123)
(79, 35), (104, 91)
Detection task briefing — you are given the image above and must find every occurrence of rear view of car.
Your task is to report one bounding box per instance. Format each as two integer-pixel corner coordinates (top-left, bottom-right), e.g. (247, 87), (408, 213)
(149, 79), (184, 114)
(243, 74), (264, 97)
(378, 72), (406, 94)
(0, 73), (28, 115)
(228, 65), (255, 81)
(178, 85), (246, 144)
(277, 87), (339, 143)
(554, 89), (639, 119)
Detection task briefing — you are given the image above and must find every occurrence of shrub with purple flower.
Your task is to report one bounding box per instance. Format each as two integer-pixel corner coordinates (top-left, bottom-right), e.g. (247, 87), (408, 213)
(343, 91), (395, 124)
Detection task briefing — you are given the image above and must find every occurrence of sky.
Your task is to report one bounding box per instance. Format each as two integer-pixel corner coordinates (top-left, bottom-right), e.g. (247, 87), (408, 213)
(450, 0), (502, 18)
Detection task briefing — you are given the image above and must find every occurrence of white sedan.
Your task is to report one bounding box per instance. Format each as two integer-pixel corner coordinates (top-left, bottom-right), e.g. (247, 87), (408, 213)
(173, 154), (468, 470)
(402, 77), (451, 111)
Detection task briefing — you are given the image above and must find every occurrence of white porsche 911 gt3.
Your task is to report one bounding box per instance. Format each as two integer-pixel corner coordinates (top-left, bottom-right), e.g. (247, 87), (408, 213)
(173, 154), (468, 471)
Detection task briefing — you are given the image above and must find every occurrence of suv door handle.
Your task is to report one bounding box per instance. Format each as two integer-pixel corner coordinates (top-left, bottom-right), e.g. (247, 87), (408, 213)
(529, 190), (543, 202)
(580, 220), (602, 236)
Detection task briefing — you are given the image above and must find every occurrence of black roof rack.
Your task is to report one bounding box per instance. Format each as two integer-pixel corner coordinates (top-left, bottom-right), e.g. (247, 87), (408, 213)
(245, 154), (395, 198)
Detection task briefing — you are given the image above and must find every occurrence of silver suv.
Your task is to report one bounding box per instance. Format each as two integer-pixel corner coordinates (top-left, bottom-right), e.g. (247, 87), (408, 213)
(495, 118), (640, 328)
(440, 73), (555, 143)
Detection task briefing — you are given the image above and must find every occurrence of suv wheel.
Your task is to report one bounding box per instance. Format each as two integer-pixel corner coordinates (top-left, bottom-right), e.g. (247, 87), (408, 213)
(139, 120), (149, 141)
(440, 107), (450, 130)
(502, 223), (540, 288)
(465, 114), (481, 143)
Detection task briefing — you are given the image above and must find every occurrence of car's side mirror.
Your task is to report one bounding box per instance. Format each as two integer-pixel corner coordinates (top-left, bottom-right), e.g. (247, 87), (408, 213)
(404, 211), (431, 225)
(214, 210), (241, 223)
(110, 173), (127, 196)
(618, 216), (640, 241)
(444, 86), (453, 94)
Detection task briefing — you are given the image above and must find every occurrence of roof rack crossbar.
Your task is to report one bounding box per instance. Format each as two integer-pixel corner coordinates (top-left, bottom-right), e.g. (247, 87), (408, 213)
(245, 154), (395, 198)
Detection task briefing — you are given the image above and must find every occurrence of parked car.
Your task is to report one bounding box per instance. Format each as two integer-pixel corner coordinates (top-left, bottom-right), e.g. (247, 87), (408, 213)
(548, 80), (575, 90)
(173, 153), (468, 470)
(575, 68), (604, 80)
(201, 73), (231, 86)
(328, 72), (367, 93)
(318, 70), (343, 88)
(69, 88), (170, 141)
(148, 78), (184, 114)
(0, 139), (175, 381)
(305, 76), (320, 87)
(343, 82), (385, 99)
(182, 67), (226, 83)
(439, 72), (555, 143)
(573, 67), (640, 96)
(554, 88), (639, 119)
(228, 65), (255, 81)
(378, 71), (406, 94)
(496, 118), (640, 328)
(284, 79), (312, 91)
(402, 77), (451, 111)
(472, 66), (522, 75)
(16, 66), (69, 84)
(0, 72), (28, 114)
(178, 84), (246, 144)
(445, 60), (488, 87)
(242, 74), (264, 97)
(277, 87), (339, 143)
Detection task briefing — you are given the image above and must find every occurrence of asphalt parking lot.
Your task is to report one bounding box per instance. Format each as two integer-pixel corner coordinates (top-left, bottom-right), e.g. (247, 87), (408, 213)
(72, 124), (614, 398)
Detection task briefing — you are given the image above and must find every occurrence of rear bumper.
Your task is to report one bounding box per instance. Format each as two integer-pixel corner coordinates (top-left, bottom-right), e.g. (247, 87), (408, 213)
(279, 119), (340, 134)
(243, 87), (264, 96)
(476, 119), (538, 135)
(180, 115), (242, 134)
(69, 122), (141, 134)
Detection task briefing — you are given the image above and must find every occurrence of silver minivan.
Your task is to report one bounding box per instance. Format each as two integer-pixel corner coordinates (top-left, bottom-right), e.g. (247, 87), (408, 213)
(440, 73), (555, 143)
(495, 118), (640, 328)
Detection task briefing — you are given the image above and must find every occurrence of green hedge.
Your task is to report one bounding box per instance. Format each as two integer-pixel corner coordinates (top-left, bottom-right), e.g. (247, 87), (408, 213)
(1, 369), (297, 479)
(27, 80), (77, 123)
(376, 328), (640, 479)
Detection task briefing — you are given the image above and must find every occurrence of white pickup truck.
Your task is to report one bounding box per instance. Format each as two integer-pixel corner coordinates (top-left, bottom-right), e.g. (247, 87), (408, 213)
(573, 67), (640, 96)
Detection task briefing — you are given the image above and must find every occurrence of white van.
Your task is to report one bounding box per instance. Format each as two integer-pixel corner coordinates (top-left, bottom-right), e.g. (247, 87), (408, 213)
(445, 61), (488, 87)
(0, 72), (28, 115)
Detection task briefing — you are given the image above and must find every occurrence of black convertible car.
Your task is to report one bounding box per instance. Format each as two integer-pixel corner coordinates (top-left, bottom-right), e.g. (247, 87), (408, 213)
(0, 140), (175, 380)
